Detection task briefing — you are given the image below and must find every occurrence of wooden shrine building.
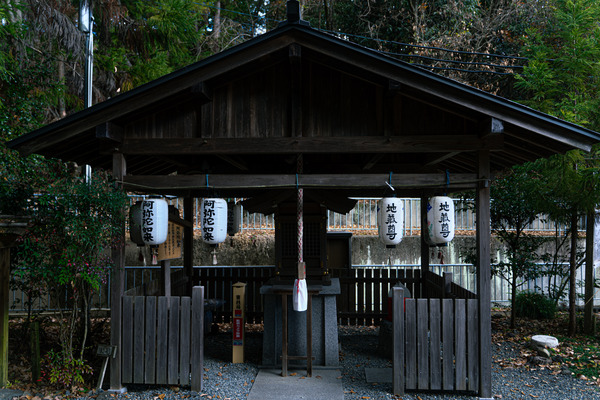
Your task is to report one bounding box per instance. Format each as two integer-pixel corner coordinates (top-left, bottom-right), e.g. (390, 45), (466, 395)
(8, 3), (600, 398)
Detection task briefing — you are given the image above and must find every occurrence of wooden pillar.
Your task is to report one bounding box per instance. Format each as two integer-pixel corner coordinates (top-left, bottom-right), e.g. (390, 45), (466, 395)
(420, 196), (430, 298)
(110, 152), (127, 393)
(184, 197), (195, 292)
(584, 210), (599, 334)
(476, 150), (492, 399)
(161, 260), (171, 297)
(0, 247), (9, 387)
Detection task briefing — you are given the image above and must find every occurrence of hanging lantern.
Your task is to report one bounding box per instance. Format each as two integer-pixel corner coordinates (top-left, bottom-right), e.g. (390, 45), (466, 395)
(426, 196), (455, 245)
(141, 198), (169, 246)
(201, 198), (228, 245)
(129, 202), (144, 246)
(378, 197), (404, 247)
(227, 200), (241, 236)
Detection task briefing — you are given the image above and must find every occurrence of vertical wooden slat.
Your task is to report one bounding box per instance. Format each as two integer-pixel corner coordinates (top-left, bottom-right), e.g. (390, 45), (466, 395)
(216, 268), (225, 322)
(405, 299), (417, 389)
(392, 287), (405, 396)
(373, 268), (381, 323)
(429, 299), (441, 390)
(180, 297), (191, 385)
(455, 299), (467, 390)
(382, 268), (390, 320)
(133, 297), (145, 383)
(168, 297), (180, 384)
(417, 299), (429, 390)
(357, 268), (365, 325)
(156, 296), (169, 385)
(121, 296), (133, 383)
(191, 286), (205, 392)
(365, 268), (373, 325)
(467, 299), (479, 392)
(415, 268), (422, 299)
(442, 299), (454, 391)
(144, 296), (157, 384)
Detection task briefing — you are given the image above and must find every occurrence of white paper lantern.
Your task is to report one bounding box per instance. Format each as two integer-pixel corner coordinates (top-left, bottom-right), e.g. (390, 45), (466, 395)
(227, 201), (241, 236)
(378, 197), (404, 246)
(129, 202), (144, 246)
(201, 198), (228, 244)
(141, 198), (169, 246)
(426, 196), (455, 244)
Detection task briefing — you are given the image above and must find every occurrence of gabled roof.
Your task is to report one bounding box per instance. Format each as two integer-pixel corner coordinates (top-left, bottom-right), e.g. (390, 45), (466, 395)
(8, 18), (600, 197)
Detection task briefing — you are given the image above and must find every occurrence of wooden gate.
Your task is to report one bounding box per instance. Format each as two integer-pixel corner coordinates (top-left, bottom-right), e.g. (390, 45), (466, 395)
(121, 286), (204, 391)
(392, 289), (479, 394)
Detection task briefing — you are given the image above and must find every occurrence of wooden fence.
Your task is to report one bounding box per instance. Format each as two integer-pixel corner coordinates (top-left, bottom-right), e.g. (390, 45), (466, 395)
(120, 267), (477, 327)
(121, 286), (204, 391)
(392, 289), (479, 395)
(193, 266), (478, 325)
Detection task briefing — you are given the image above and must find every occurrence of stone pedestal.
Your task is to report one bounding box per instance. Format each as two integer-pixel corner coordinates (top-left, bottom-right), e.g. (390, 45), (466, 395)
(261, 278), (340, 368)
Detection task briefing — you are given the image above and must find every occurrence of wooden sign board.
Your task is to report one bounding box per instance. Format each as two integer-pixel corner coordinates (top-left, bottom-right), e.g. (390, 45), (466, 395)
(157, 221), (183, 261)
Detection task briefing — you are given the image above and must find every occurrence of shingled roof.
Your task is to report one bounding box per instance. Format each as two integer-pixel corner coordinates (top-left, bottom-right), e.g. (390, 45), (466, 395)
(8, 15), (600, 197)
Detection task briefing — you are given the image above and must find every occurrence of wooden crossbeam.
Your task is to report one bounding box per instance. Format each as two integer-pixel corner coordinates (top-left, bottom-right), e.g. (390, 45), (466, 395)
(119, 135), (503, 155)
(123, 173), (478, 191)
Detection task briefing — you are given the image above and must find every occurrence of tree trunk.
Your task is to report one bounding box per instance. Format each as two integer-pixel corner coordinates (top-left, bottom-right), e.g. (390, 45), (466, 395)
(568, 210), (578, 335)
(58, 59), (67, 118)
(510, 275), (517, 329)
(212, 1), (221, 52)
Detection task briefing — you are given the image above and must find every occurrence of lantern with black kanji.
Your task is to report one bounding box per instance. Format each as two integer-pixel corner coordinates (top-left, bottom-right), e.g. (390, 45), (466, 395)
(141, 198), (169, 245)
(377, 197), (404, 247)
(201, 198), (228, 244)
(426, 196), (455, 244)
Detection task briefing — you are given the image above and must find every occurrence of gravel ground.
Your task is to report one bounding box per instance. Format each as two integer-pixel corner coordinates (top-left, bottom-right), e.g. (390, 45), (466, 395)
(63, 324), (600, 400)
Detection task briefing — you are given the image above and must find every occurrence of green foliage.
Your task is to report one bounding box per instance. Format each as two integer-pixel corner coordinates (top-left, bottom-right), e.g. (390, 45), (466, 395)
(515, 0), (600, 131)
(488, 164), (547, 327)
(40, 349), (93, 389)
(514, 291), (557, 320)
(12, 169), (128, 360)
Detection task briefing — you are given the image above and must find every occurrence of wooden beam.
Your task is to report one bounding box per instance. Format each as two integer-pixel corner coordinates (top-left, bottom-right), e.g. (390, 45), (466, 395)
(476, 150), (492, 399)
(123, 173), (479, 191)
(119, 135), (504, 155)
(110, 152), (127, 393)
(216, 155), (249, 171)
(161, 260), (171, 297)
(183, 198), (195, 291)
(420, 196), (430, 299)
(480, 117), (504, 136)
(424, 151), (461, 167)
(362, 154), (384, 170)
(96, 122), (124, 143)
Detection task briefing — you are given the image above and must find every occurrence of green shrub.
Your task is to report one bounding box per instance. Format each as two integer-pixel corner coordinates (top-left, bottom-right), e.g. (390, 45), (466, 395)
(40, 349), (93, 389)
(514, 291), (557, 320)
